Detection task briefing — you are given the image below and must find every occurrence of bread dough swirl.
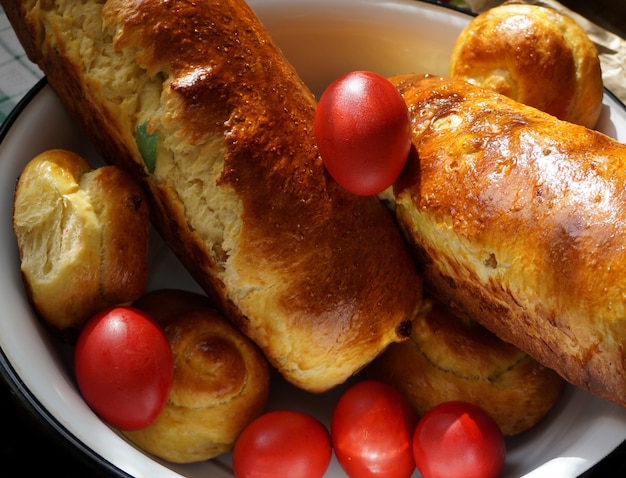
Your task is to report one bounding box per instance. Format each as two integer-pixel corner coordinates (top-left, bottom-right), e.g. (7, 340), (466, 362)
(368, 298), (565, 435)
(385, 73), (626, 407)
(449, 3), (603, 128)
(126, 289), (270, 463)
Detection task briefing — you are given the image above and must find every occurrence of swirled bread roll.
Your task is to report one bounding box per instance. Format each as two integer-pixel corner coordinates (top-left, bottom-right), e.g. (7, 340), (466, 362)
(384, 73), (626, 408)
(449, 2), (603, 128)
(127, 289), (270, 463)
(368, 297), (565, 435)
(12, 149), (150, 332)
(2, 0), (422, 392)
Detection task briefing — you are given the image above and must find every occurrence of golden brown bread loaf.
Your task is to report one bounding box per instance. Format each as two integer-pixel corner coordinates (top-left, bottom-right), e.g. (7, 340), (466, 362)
(449, 2), (603, 128)
(2, 0), (422, 392)
(382, 73), (626, 408)
(368, 297), (565, 436)
(126, 289), (270, 463)
(12, 149), (150, 332)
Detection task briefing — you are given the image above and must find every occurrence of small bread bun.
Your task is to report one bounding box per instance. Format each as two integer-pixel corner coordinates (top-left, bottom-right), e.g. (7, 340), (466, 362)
(449, 2), (603, 128)
(12, 149), (150, 332)
(126, 289), (270, 463)
(368, 298), (565, 436)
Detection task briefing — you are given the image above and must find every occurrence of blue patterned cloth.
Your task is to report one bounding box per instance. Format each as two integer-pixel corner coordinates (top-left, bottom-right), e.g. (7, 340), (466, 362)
(0, 7), (43, 122)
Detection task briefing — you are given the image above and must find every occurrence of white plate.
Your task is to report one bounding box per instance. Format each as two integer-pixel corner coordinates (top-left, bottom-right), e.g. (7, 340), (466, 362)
(1, 0), (626, 477)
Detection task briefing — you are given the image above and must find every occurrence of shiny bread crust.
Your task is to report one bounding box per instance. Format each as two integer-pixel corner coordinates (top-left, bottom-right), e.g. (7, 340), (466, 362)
(368, 298), (565, 435)
(449, 3), (603, 128)
(127, 289), (270, 463)
(13, 149), (150, 332)
(387, 73), (626, 407)
(3, 0), (422, 392)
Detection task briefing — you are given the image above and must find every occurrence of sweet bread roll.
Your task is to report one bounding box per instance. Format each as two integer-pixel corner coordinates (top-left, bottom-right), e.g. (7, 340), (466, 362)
(368, 298), (565, 435)
(12, 149), (150, 332)
(126, 289), (270, 463)
(383, 73), (626, 408)
(449, 2), (603, 128)
(2, 0), (422, 393)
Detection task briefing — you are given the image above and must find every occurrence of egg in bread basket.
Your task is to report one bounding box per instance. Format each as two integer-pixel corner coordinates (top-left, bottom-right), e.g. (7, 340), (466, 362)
(1, 0), (624, 476)
(3, 0), (423, 394)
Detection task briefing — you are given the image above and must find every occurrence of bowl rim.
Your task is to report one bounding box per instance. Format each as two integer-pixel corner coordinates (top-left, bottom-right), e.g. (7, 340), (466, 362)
(0, 77), (132, 478)
(2, 0), (626, 476)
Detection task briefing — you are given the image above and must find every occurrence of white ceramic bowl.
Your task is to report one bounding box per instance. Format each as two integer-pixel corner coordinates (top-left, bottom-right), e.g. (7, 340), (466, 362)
(2, 1), (626, 476)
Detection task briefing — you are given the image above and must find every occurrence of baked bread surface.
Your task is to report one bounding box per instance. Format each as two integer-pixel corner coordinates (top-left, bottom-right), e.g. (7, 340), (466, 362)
(2, 0), (422, 391)
(12, 149), (150, 331)
(449, 3), (603, 128)
(386, 73), (626, 407)
(368, 297), (565, 435)
(126, 289), (270, 463)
